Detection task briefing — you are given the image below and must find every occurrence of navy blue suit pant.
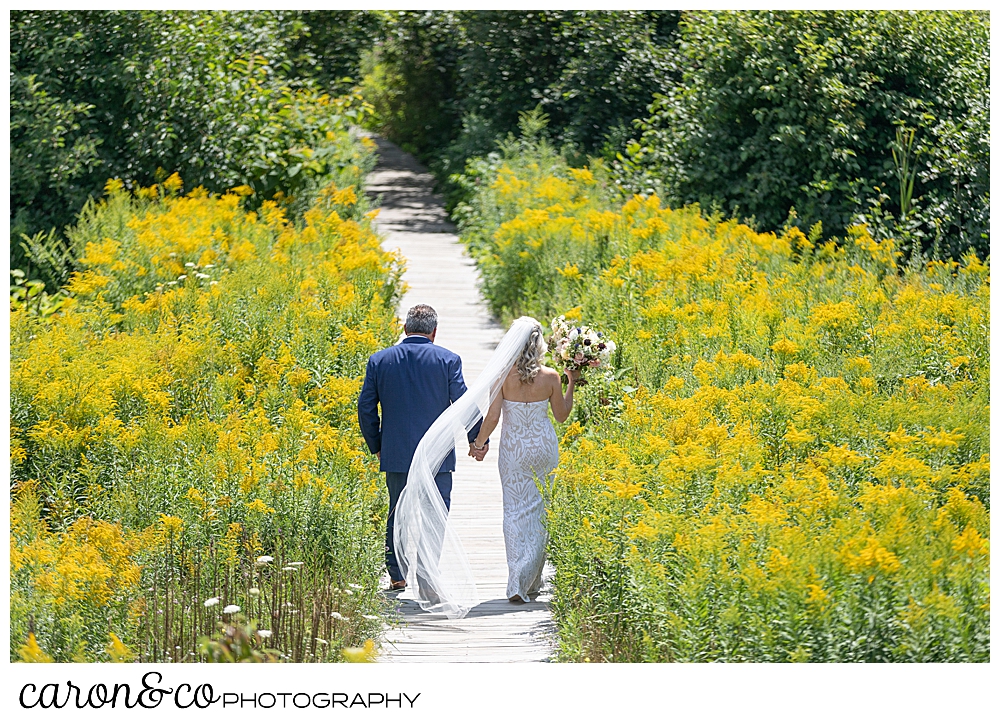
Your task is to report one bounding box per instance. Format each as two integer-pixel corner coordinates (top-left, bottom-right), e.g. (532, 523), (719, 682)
(384, 470), (452, 582)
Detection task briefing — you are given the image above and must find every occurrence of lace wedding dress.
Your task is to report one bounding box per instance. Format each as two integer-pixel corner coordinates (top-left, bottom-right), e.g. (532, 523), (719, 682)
(498, 398), (558, 600)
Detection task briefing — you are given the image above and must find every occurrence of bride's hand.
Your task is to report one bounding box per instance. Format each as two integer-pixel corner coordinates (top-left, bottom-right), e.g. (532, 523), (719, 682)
(565, 368), (581, 383)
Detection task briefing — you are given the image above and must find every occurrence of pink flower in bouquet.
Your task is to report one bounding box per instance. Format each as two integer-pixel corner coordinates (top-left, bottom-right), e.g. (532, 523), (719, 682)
(574, 353), (585, 364)
(588, 359), (601, 367)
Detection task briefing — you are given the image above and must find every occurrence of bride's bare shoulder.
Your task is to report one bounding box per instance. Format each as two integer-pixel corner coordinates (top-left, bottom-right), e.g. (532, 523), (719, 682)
(537, 365), (561, 386)
(500, 365), (522, 395)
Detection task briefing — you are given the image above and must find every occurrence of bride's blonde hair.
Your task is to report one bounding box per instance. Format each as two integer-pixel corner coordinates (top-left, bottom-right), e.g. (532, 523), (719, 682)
(516, 320), (547, 383)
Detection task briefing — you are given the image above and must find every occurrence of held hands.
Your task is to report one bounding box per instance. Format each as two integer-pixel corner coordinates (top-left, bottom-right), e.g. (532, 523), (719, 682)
(469, 442), (489, 462)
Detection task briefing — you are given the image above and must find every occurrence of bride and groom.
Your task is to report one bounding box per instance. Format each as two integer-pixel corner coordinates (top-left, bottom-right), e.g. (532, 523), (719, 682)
(357, 304), (578, 618)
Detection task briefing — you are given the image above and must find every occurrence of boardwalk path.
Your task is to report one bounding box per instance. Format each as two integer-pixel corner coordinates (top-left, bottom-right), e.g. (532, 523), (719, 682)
(367, 137), (556, 662)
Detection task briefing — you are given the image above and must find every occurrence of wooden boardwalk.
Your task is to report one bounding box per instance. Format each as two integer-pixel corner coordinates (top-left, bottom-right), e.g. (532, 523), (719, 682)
(366, 137), (556, 662)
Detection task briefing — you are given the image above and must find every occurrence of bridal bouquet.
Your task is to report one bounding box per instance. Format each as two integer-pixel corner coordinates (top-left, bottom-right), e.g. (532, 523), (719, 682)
(549, 316), (615, 378)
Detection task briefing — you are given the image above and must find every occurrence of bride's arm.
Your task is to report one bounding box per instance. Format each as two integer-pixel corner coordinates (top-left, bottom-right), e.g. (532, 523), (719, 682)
(549, 368), (578, 423)
(471, 393), (502, 454)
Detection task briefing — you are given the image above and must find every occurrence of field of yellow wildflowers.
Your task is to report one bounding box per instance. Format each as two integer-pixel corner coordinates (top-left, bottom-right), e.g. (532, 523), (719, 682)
(10, 137), (404, 662)
(456, 136), (990, 661)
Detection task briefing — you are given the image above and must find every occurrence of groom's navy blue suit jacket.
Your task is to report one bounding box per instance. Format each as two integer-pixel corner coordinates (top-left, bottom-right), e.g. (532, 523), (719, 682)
(358, 335), (483, 474)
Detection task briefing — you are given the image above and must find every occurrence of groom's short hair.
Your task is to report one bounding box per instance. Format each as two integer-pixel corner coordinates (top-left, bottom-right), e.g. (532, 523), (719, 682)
(405, 304), (438, 335)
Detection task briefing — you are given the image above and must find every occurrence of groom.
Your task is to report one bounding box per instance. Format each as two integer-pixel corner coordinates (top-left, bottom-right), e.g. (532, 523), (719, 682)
(357, 304), (487, 591)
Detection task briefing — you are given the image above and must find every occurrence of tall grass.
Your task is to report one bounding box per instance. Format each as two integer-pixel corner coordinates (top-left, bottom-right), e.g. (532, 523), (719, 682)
(10, 137), (404, 662)
(455, 131), (989, 662)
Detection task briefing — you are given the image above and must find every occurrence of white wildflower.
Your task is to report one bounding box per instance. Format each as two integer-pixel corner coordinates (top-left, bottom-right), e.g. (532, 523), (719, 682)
(203, 597), (220, 608)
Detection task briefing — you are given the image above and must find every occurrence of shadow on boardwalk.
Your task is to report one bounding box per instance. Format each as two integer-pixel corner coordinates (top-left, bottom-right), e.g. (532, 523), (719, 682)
(380, 593), (557, 663)
(385, 593), (550, 620)
(366, 137), (456, 234)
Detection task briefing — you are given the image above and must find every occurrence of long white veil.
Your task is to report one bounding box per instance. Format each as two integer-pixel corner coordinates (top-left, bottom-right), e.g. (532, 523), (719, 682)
(393, 316), (539, 619)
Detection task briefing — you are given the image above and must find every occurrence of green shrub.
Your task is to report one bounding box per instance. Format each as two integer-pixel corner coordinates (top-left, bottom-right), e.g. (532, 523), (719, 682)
(622, 10), (990, 259)
(360, 11), (677, 206)
(10, 10), (379, 282)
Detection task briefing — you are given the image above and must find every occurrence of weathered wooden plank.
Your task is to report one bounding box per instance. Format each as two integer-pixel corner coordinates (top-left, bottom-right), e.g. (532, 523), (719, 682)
(366, 136), (556, 664)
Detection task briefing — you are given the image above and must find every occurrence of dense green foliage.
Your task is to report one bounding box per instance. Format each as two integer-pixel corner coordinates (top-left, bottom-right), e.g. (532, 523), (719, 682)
(622, 10), (990, 259)
(14, 10), (989, 269)
(10, 10), (379, 282)
(366, 10), (989, 258)
(361, 11), (678, 198)
(455, 130), (989, 662)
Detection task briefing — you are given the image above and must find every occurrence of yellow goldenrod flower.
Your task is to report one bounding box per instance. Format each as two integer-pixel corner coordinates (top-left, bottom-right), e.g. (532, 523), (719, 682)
(342, 639), (377, 663)
(19, 634), (53, 663)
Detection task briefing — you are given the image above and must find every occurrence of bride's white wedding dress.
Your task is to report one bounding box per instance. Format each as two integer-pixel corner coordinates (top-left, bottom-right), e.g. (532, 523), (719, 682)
(394, 316), (553, 618)
(498, 398), (558, 600)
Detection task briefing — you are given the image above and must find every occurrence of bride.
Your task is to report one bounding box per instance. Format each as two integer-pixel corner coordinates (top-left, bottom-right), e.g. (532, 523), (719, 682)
(392, 317), (577, 618)
(469, 320), (577, 603)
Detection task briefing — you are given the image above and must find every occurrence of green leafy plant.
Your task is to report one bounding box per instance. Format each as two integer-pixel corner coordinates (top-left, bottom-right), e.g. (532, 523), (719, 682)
(622, 10), (989, 259)
(198, 616), (280, 663)
(359, 11), (678, 208)
(10, 10), (382, 275)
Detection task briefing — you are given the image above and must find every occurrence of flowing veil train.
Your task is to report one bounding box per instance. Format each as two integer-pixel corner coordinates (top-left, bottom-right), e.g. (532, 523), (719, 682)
(393, 317), (539, 619)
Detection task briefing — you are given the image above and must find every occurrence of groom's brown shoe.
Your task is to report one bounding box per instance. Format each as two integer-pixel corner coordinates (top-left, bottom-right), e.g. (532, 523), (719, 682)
(389, 580), (406, 591)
